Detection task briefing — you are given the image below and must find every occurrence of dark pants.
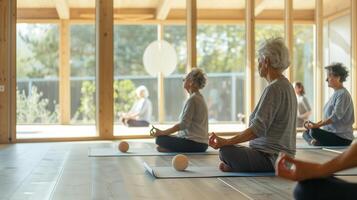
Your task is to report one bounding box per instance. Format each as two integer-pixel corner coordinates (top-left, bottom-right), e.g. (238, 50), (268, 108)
(294, 177), (357, 200)
(155, 136), (208, 152)
(219, 145), (275, 172)
(126, 119), (150, 127)
(303, 128), (352, 146)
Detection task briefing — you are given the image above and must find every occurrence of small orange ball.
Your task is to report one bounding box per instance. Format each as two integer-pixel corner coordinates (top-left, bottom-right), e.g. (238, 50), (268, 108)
(118, 141), (129, 153)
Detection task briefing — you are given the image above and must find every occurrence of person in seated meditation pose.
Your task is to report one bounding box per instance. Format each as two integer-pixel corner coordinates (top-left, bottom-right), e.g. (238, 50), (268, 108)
(209, 37), (297, 172)
(294, 82), (312, 128)
(303, 63), (354, 146)
(276, 142), (357, 200)
(151, 68), (209, 153)
(119, 85), (152, 127)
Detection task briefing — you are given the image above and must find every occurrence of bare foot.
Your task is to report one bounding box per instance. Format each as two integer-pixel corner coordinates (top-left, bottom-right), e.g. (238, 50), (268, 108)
(219, 162), (232, 172)
(310, 139), (320, 146)
(156, 146), (171, 152)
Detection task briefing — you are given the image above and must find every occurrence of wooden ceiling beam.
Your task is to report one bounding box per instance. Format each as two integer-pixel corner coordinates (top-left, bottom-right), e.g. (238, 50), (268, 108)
(55, 0), (70, 19)
(156, 0), (172, 20)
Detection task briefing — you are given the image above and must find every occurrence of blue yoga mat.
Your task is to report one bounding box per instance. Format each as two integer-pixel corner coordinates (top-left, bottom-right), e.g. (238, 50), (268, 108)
(143, 162), (275, 179)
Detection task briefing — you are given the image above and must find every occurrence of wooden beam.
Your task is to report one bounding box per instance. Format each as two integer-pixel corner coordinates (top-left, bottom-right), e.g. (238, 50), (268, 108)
(157, 24), (165, 123)
(285, 0), (293, 81)
(245, 0), (255, 123)
(0, 0), (9, 143)
(10, 0), (16, 143)
(17, 8), (315, 22)
(156, 0), (172, 20)
(55, 0), (70, 19)
(314, 0), (323, 121)
(0, 0), (16, 143)
(352, 0), (357, 128)
(96, 0), (114, 139)
(186, 0), (197, 70)
(59, 20), (71, 124)
(17, 8), (59, 20)
(255, 0), (266, 16)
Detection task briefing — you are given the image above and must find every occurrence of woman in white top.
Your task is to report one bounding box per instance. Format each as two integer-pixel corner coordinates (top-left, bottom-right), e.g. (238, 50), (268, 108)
(294, 82), (312, 127)
(119, 85), (152, 127)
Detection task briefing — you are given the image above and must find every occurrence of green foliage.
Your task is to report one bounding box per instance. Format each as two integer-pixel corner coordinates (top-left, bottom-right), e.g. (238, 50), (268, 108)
(113, 80), (136, 117)
(73, 80), (136, 123)
(17, 24), (59, 78)
(70, 25), (96, 77)
(17, 86), (59, 123)
(72, 81), (96, 123)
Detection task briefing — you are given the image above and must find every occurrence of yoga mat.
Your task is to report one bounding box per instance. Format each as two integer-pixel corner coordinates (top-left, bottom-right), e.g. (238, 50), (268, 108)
(143, 162), (275, 179)
(335, 167), (357, 176)
(88, 147), (219, 157)
(322, 148), (346, 154)
(296, 143), (349, 149)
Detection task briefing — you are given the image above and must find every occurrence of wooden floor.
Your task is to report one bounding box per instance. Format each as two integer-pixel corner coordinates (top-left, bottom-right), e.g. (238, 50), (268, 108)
(0, 139), (356, 200)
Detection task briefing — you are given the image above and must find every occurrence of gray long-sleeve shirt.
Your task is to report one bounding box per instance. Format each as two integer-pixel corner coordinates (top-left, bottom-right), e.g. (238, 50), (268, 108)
(249, 77), (297, 157)
(322, 87), (354, 141)
(177, 92), (209, 144)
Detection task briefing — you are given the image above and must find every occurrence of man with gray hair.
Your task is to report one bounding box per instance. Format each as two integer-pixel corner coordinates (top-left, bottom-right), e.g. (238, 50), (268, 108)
(209, 37), (297, 172)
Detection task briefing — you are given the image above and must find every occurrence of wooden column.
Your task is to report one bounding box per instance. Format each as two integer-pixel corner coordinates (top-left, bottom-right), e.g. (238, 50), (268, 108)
(314, 0), (323, 121)
(59, 20), (71, 124)
(245, 0), (255, 122)
(157, 24), (165, 123)
(186, 0), (197, 71)
(0, 0), (16, 143)
(285, 0), (293, 81)
(96, 0), (113, 139)
(352, 0), (357, 128)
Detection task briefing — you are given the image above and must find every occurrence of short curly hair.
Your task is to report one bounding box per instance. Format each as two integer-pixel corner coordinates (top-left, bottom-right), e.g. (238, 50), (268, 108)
(324, 62), (349, 82)
(185, 68), (207, 89)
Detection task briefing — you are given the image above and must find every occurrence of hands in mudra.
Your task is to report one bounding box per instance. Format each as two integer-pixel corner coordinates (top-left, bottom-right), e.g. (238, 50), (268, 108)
(208, 132), (229, 149)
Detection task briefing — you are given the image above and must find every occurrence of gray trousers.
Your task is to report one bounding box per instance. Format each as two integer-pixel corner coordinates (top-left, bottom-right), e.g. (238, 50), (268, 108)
(219, 145), (275, 172)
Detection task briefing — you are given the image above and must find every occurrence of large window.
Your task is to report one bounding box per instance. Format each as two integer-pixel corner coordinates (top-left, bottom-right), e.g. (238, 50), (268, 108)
(17, 24), (60, 125)
(197, 24), (246, 122)
(70, 24), (96, 124)
(113, 25), (158, 135)
(163, 25), (187, 122)
(293, 24), (314, 121)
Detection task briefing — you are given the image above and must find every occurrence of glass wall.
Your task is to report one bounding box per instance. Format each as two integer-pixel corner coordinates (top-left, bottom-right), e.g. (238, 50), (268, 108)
(17, 23), (60, 124)
(197, 24), (246, 122)
(113, 25), (158, 135)
(293, 24), (314, 124)
(163, 25), (187, 122)
(70, 24), (96, 124)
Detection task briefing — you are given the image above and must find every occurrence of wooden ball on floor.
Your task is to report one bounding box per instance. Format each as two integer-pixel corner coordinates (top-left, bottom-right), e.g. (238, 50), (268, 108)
(118, 141), (129, 153)
(172, 154), (188, 171)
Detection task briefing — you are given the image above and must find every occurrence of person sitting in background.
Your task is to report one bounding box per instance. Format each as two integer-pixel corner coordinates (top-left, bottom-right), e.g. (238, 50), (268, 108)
(303, 63), (354, 146)
(294, 82), (312, 128)
(209, 37), (297, 172)
(276, 143), (357, 200)
(151, 68), (209, 153)
(119, 85), (152, 127)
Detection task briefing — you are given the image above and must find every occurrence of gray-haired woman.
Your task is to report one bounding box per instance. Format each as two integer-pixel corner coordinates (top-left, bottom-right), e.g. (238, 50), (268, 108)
(303, 63), (354, 146)
(152, 68), (209, 152)
(209, 37), (297, 172)
(119, 85), (152, 127)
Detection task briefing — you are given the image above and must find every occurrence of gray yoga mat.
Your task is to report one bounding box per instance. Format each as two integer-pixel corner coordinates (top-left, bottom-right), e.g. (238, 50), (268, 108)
(296, 143), (349, 149)
(88, 147), (219, 157)
(143, 162), (275, 178)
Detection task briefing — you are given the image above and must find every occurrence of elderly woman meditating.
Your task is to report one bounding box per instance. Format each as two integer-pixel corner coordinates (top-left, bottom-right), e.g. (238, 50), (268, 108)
(151, 68), (209, 153)
(303, 63), (354, 146)
(209, 37), (297, 172)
